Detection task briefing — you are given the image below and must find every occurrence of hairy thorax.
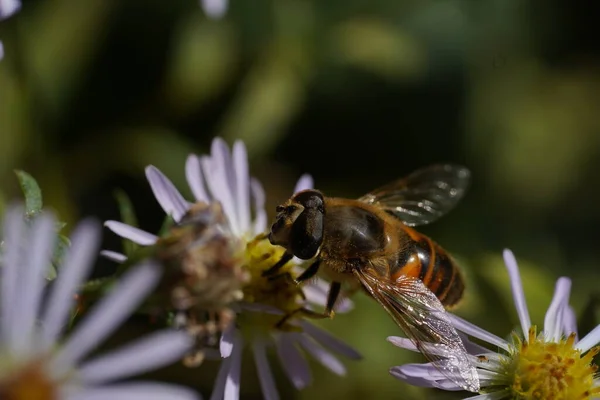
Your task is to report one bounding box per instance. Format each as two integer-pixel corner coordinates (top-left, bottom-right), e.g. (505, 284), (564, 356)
(319, 200), (394, 278)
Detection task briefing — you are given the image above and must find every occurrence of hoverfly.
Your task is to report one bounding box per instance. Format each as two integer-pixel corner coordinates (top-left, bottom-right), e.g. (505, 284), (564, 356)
(265, 164), (479, 392)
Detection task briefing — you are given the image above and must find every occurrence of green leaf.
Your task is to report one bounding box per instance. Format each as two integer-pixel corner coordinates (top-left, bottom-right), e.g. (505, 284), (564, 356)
(114, 189), (139, 257)
(14, 170), (43, 217)
(48, 234), (71, 281)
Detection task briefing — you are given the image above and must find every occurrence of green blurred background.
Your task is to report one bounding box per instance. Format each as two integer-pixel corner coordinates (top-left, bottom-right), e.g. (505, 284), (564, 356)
(1, 0), (600, 398)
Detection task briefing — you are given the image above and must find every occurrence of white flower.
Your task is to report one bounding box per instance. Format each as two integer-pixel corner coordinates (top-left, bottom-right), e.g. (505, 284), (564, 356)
(104, 137), (360, 400)
(389, 249), (600, 400)
(0, 206), (198, 399)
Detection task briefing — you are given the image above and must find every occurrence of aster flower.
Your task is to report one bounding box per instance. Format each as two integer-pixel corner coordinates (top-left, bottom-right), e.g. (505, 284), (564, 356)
(390, 249), (600, 400)
(104, 137), (360, 400)
(0, 206), (198, 399)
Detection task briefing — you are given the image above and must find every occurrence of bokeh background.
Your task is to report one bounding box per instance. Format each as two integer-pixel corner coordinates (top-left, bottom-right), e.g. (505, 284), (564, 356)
(1, 0), (600, 399)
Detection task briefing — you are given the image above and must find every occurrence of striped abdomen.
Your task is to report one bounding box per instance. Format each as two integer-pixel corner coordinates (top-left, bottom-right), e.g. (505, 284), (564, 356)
(390, 226), (464, 308)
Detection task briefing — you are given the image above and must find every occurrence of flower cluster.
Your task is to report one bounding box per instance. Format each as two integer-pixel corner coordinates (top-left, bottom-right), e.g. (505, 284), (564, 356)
(104, 138), (360, 399)
(390, 249), (600, 400)
(0, 206), (198, 400)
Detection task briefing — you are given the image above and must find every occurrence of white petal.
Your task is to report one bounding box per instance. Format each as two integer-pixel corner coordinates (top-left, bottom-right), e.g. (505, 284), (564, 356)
(544, 277), (572, 342)
(275, 334), (312, 389)
(293, 174), (313, 193)
(389, 364), (448, 388)
(12, 213), (56, 356)
(202, 154), (238, 235)
(576, 324), (600, 353)
(220, 322), (235, 358)
(388, 336), (467, 358)
(250, 178), (267, 234)
(232, 140), (251, 234)
(392, 363), (448, 379)
(302, 284), (329, 308)
(100, 250), (127, 263)
(224, 332), (243, 400)
(299, 321), (362, 359)
(252, 338), (279, 400)
(459, 332), (492, 355)
(302, 278), (353, 313)
(388, 336), (419, 352)
(65, 382), (200, 400)
(104, 221), (158, 245)
(210, 354), (232, 400)
(213, 138), (237, 198)
(185, 154), (210, 202)
(295, 333), (346, 375)
(145, 166), (190, 222)
(503, 249), (531, 338)
(449, 314), (510, 352)
(50, 262), (161, 376)
(79, 330), (193, 385)
(0, 0), (21, 19)
(39, 220), (101, 352)
(201, 0), (228, 19)
(0, 206), (24, 341)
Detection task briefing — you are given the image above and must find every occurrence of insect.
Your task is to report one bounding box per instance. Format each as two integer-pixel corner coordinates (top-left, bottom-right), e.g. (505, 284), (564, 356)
(264, 164), (480, 392)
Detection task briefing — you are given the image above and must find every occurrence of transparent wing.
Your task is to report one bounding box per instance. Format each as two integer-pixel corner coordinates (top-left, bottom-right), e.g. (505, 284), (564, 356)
(354, 268), (480, 393)
(357, 164), (470, 227)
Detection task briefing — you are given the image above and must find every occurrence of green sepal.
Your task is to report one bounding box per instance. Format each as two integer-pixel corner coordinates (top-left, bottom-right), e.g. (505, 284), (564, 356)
(47, 234), (71, 281)
(14, 170), (43, 217)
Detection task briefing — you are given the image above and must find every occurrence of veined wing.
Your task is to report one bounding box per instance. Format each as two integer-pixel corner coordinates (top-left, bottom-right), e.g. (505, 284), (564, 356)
(353, 267), (480, 393)
(357, 164), (470, 227)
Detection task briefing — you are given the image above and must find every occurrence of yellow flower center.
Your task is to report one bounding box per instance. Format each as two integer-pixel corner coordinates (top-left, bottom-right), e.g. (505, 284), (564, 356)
(239, 234), (306, 334)
(0, 360), (56, 400)
(508, 326), (600, 400)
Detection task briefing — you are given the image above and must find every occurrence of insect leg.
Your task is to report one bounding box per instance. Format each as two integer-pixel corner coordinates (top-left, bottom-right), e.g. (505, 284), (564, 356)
(294, 260), (321, 284)
(275, 307), (331, 329)
(325, 281), (341, 315)
(261, 252), (294, 277)
(275, 281), (341, 328)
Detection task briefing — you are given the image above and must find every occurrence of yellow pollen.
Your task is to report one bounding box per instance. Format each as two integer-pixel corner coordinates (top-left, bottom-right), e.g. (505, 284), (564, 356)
(0, 361), (57, 400)
(507, 325), (600, 400)
(239, 235), (306, 333)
